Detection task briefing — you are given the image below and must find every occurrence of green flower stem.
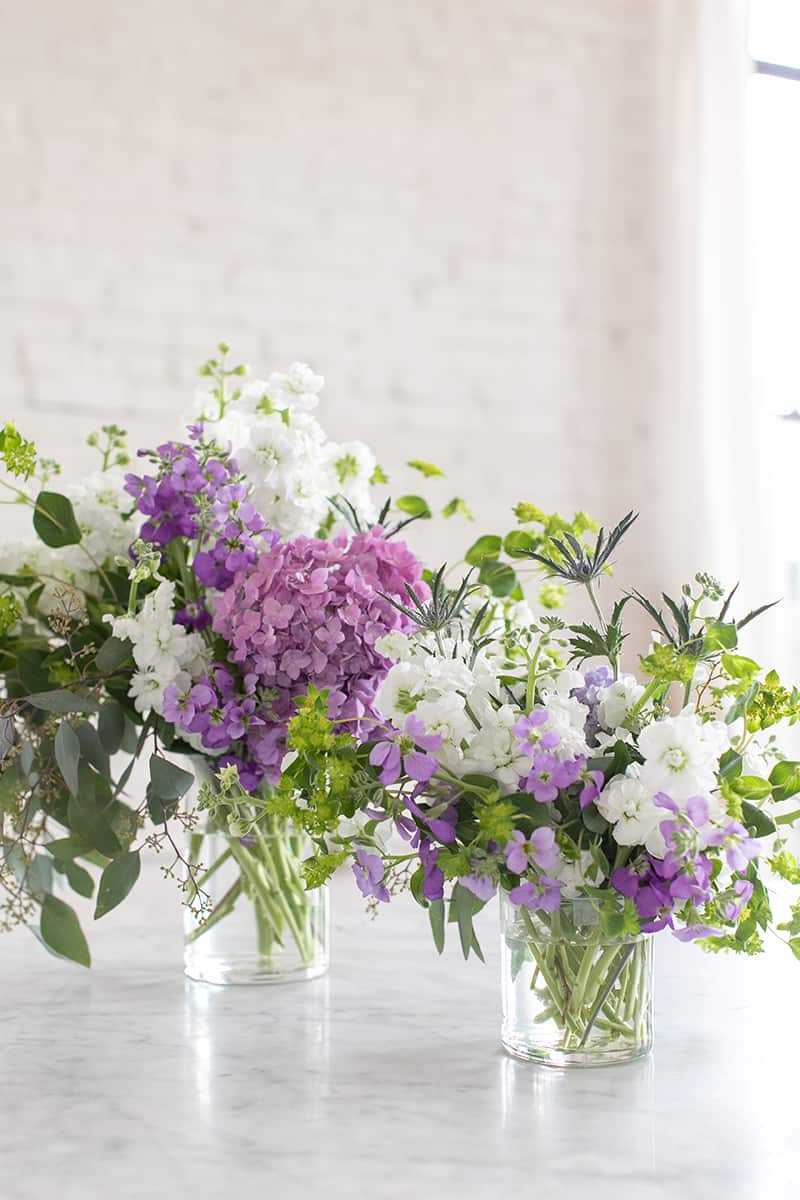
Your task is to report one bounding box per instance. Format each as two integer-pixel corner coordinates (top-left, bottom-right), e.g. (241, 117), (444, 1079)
(184, 877), (242, 945)
(519, 909), (648, 1051)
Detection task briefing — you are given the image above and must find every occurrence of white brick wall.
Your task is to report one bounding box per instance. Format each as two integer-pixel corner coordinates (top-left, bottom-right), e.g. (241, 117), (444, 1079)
(1, 0), (664, 622)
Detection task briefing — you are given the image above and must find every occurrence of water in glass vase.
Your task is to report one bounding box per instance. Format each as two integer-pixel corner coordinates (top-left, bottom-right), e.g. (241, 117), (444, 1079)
(184, 816), (329, 986)
(500, 892), (653, 1067)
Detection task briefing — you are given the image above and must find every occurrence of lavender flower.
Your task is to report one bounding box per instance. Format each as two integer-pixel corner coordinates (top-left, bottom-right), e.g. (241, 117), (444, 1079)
(505, 827), (559, 874)
(369, 715), (443, 786)
(508, 876), (562, 913)
(353, 848), (391, 903)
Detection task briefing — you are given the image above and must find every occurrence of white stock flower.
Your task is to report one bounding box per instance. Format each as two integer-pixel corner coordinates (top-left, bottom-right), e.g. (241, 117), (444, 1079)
(637, 711), (724, 803)
(597, 674), (645, 732)
(556, 850), (605, 897)
(538, 691), (592, 762)
(460, 705), (531, 790)
(374, 661), (427, 725)
(596, 770), (666, 857)
(108, 580), (208, 716)
(374, 630), (413, 662)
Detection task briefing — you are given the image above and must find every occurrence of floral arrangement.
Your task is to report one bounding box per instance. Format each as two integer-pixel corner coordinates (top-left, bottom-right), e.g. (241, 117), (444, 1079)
(0, 345), (467, 971)
(278, 512), (800, 1058)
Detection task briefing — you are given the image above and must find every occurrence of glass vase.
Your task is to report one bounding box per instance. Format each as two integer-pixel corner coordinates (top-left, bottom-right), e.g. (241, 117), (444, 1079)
(183, 816), (329, 986)
(500, 891), (653, 1067)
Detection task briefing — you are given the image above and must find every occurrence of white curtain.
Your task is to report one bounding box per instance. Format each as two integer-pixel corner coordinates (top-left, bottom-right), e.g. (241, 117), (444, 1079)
(647, 0), (782, 665)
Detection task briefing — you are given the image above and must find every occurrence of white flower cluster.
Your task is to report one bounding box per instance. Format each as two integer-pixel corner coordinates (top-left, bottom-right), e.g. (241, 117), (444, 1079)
(194, 363), (378, 538)
(374, 632), (593, 790)
(0, 470), (133, 615)
(596, 711), (731, 856)
(374, 621), (769, 868)
(108, 580), (207, 716)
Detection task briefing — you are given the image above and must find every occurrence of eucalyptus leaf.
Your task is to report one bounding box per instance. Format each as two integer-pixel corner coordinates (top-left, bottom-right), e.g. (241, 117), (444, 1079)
(27, 690), (99, 715)
(54, 722), (81, 796)
(39, 895), (91, 967)
(95, 635), (132, 673)
(32, 491), (82, 548)
(429, 898), (445, 954)
(97, 701), (125, 755)
(94, 851), (140, 919)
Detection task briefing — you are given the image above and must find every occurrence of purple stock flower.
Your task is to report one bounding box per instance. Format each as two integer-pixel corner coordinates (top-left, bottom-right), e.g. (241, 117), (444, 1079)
(579, 769), (604, 810)
(402, 792), (458, 845)
(523, 753), (560, 803)
(459, 871), (496, 902)
(175, 598), (212, 632)
(505, 827), (559, 875)
(369, 715), (442, 786)
(672, 924), (723, 942)
(706, 820), (759, 873)
(419, 840), (444, 901)
(353, 848), (391, 903)
(512, 710), (560, 758)
(508, 876), (562, 913)
(571, 666), (614, 746)
(722, 877), (754, 921)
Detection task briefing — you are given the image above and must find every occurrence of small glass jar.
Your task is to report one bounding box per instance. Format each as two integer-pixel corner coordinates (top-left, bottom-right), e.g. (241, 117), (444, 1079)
(500, 891), (653, 1067)
(183, 818), (329, 986)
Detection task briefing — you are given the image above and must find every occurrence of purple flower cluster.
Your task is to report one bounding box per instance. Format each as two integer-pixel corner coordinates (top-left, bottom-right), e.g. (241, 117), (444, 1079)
(125, 439), (271, 592)
(166, 528), (427, 789)
(570, 665), (613, 745)
(611, 793), (757, 937)
(512, 712), (602, 808)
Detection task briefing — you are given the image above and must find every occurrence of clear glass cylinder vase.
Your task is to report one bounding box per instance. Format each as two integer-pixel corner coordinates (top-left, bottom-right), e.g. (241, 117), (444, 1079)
(500, 891), (653, 1067)
(183, 817), (329, 986)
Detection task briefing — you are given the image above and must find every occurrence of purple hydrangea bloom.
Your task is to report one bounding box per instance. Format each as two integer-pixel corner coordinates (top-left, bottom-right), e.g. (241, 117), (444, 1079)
(353, 848), (391, 903)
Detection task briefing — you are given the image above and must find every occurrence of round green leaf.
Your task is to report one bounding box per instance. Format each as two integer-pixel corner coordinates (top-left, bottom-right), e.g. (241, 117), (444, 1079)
(395, 495), (432, 519)
(32, 491), (82, 548)
(478, 559), (517, 596)
(465, 535), (502, 565)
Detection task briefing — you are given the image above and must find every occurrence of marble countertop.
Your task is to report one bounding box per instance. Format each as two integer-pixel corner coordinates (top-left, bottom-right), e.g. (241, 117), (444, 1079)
(3, 863), (799, 1200)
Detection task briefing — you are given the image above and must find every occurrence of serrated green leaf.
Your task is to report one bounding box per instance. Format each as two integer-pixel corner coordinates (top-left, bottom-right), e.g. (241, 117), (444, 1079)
(39, 895), (90, 967)
(94, 850), (140, 919)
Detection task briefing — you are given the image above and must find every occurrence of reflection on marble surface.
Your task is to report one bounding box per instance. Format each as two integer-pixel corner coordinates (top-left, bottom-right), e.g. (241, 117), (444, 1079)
(3, 864), (799, 1199)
